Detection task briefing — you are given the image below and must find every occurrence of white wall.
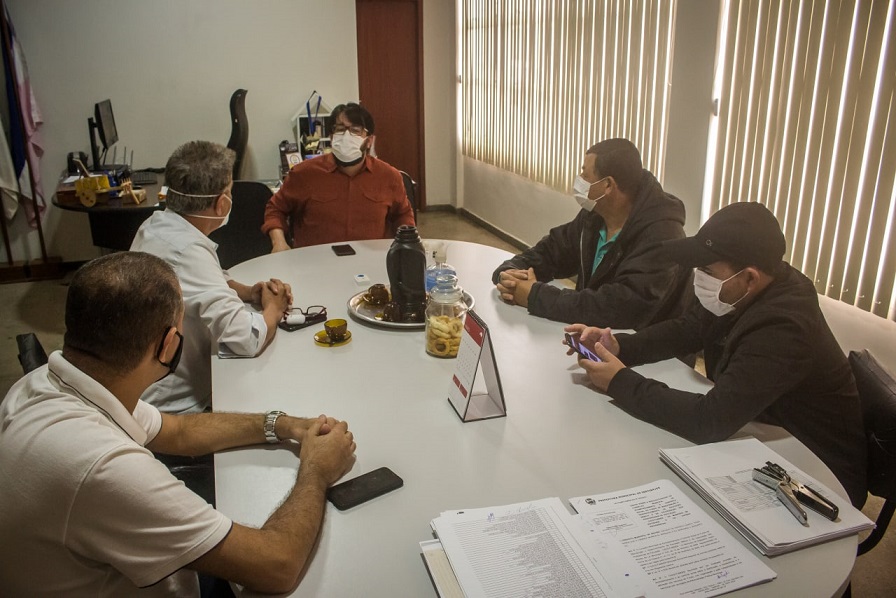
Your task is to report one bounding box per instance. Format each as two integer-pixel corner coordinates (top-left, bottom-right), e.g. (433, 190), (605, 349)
(422, 0), (456, 207)
(664, 0), (720, 235)
(459, 0), (720, 246)
(3, 0), (457, 263)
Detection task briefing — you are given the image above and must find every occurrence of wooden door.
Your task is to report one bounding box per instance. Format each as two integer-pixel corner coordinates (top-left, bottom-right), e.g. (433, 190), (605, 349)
(356, 0), (425, 209)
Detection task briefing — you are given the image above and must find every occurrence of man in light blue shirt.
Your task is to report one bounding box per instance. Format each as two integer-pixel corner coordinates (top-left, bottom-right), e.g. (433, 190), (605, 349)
(132, 141), (292, 413)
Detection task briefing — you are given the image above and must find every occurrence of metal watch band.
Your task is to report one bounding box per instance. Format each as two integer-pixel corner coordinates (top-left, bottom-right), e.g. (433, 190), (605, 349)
(264, 410), (286, 443)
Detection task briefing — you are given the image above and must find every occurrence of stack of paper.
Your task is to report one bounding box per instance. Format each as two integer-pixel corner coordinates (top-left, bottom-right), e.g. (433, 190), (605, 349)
(422, 480), (777, 597)
(659, 438), (874, 556)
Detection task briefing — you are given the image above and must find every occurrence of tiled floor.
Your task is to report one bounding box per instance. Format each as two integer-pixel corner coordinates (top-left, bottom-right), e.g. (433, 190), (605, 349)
(1, 210), (892, 595)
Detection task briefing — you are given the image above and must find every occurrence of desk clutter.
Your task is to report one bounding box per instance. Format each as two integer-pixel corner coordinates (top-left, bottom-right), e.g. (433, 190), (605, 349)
(57, 166), (151, 208)
(424, 479), (777, 598)
(659, 438), (873, 555)
(420, 438), (875, 596)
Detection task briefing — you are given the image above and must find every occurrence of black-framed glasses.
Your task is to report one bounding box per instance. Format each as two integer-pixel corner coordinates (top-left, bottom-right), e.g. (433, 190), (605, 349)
(332, 124), (368, 137)
(297, 305), (327, 318)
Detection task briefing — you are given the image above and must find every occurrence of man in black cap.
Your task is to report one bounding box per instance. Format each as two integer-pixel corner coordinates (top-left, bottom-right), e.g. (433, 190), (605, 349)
(566, 202), (868, 507)
(493, 138), (692, 329)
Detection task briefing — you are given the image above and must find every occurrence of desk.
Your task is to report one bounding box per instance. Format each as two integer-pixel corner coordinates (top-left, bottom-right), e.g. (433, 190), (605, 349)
(51, 173), (164, 250)
(213, 240), (856, 597)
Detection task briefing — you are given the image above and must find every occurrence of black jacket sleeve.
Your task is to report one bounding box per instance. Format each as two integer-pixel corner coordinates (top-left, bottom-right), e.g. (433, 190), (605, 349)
(616, 302), (704, 366)
(526, 220), (686, 328)
(491, 213), (587, 284)
(606, 314), (815, 443)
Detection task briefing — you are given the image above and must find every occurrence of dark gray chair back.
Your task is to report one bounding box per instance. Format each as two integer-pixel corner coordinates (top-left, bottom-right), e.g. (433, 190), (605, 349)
(209, 180), (273, 269)
(849, 349), (896, 555)
(226, 89), (249, 180)
(399, 170), (417, 221)
(16, 333), (48, 375)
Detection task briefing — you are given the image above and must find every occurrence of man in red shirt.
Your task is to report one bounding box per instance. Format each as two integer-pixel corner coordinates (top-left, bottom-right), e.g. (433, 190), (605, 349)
(263, 102), (415, 250)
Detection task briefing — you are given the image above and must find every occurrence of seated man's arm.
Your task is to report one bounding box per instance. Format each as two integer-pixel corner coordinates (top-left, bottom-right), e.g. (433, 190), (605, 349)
(189, 419), (356, 594)
(601, 319), (814, 444)
(614, 302), (704, 366)
(262, 178), (301, 253)
(491, 214), (586, 286)
(183, 246), (284, 356)
(147, 411), (324, 457)
(226, 279), (294, 351)
(527, 222), (686, 328)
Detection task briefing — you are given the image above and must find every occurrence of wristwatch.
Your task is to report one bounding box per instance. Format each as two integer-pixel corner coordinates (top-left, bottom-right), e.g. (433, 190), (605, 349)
(264, 410), (286, 443)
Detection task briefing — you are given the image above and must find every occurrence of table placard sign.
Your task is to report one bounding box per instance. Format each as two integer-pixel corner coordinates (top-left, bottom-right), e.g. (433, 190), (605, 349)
(447, 310), (506, 422)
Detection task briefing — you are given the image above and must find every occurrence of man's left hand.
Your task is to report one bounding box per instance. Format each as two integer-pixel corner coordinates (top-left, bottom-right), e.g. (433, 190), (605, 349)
(578, 342), (626, 393)
(267, 278), (294, 307)
(497, 267), (537, 307)
(276, 414), (339, 443)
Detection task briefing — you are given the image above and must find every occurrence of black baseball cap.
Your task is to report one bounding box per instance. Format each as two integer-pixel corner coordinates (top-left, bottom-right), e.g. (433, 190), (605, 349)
(663, 202), (786, 271)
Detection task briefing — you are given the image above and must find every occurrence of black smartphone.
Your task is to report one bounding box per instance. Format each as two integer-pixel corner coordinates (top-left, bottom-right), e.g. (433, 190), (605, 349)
(564, 332), (602, 362)
(327, 467), (403, 510)
(331, 244), (356, 256)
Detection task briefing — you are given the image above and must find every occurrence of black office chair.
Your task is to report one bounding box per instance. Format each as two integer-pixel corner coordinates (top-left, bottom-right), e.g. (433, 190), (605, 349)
(226, 89), (249, 181)
(849, 349), (896, 555)
(16, 333), (48, 375)
(208, 180), (273, 269)
(399, 170), (418, 222)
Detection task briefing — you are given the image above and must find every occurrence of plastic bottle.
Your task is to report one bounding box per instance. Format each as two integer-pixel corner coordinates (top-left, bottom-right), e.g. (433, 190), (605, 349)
(425, 274), (468, 358)
(425, 243), (457, 293)
(386, 225), (427, 321)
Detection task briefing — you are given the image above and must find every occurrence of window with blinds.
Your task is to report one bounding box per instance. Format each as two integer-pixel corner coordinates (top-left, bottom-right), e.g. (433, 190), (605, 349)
(459, 0), (678, 191)
(705, 0), (896, 319)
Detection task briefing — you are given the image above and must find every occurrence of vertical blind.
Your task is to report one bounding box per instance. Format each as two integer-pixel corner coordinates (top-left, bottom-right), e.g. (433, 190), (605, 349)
(459, 0), (678, 191)
(706, 0), (896, 319)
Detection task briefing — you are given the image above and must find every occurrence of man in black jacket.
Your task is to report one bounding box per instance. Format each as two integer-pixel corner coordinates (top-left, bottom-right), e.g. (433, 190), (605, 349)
(568, 202), (867, 507)
(493, 138), (691, 329)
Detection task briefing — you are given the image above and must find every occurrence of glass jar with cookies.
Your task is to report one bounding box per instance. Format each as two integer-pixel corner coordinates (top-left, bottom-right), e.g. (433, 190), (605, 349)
(424, 274), (467, 358)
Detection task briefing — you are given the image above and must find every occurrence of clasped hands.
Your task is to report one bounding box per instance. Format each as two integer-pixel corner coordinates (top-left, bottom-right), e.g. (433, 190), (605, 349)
(563, 324), (626, 392)
(250, 278), (294, 311)
(496, 267), (537, 307)
(281, 414), (357, 485)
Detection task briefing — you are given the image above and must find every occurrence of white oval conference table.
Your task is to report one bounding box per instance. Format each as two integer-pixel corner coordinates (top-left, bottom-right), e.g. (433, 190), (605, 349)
(213, 239), (856, 597)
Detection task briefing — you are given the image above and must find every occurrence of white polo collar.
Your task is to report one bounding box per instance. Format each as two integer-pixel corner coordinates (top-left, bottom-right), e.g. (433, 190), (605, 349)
(47, 351), (149, 445)
(158, 208), (220, 251)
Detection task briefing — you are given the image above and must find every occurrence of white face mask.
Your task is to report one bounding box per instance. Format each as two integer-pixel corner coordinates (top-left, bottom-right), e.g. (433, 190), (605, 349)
(573, 175), (608, 212)
(331, 131), (366, 165)
(188, 195), (232, 229)
(694, 268), (748, 316)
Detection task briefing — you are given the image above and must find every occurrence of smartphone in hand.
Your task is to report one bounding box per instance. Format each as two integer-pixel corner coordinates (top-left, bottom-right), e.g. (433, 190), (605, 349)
(564, 332), (602, 362)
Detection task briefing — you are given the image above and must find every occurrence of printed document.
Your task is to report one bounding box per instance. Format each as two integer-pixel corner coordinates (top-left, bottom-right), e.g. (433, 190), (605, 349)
(660, 438), (874, 555)
(568, 480), (776, 597)
(431, 497), (616, 598)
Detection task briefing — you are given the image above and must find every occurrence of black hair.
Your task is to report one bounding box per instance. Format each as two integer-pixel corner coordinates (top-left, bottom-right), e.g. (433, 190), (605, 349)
(586, 138), (643, 195)
(64, 252), (182, 374)
(331, 102), (375, 135)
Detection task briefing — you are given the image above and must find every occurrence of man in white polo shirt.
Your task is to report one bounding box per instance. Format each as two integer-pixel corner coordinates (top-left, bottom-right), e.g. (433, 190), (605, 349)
(0, 252), (356, 596)
(132, 140), (292, 414)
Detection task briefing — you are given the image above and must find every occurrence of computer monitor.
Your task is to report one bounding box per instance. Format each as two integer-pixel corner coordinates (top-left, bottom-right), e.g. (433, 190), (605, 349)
(88, 99), (119, 171)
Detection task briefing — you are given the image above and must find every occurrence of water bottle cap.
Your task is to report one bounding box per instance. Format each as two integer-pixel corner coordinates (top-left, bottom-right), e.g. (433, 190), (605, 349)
(431, 273), (463, 303)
